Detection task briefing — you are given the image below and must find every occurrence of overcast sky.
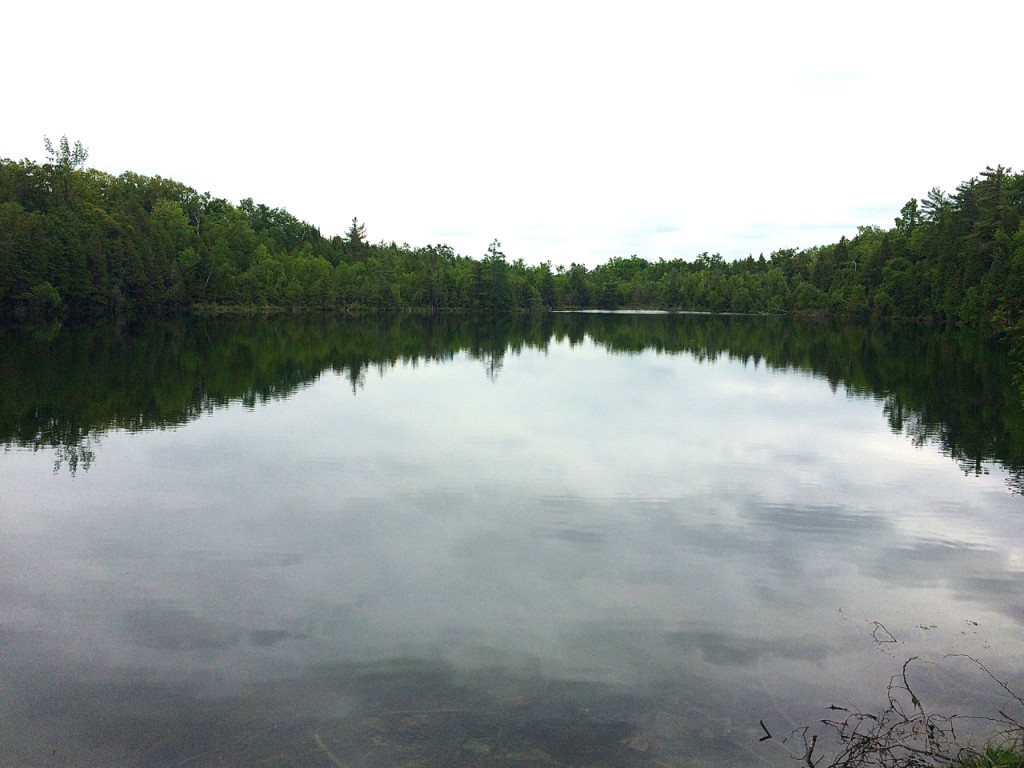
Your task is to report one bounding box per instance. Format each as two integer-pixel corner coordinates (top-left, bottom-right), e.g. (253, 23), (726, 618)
(4, 1), (1022, 268)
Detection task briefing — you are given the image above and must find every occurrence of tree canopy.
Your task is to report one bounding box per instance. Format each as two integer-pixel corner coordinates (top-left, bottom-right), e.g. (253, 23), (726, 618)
(2, 140), (1023, 337)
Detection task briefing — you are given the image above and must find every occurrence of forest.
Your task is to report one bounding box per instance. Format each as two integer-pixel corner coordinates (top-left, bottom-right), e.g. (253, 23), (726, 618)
(2, 137), (1023, 333)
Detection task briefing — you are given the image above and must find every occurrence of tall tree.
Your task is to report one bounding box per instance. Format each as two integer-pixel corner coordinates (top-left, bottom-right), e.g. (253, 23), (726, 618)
(43, 135), (88, 207)
(894, 198), (921, 235)
(344, 217), (367, 262)
(921, 187), (952, 223)
(346, 217), (366, 246)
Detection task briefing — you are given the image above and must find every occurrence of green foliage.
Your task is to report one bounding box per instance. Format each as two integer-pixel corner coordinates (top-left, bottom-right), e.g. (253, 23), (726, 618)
(346, 216), (366, 245)
(44, 135), (88, 171)
(22, 281), (62, 317)
(43, 135), (88, 207)
(958, 746), (1024, 768)
(2, 141), (1023, 329)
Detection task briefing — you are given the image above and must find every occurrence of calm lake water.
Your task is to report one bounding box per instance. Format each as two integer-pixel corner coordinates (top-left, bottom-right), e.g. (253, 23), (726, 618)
(2, 313), (1023, 767)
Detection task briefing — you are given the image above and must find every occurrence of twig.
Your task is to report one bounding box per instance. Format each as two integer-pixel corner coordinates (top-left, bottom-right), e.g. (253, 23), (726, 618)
(313, 732), (347, 768)
(779, 652), (1024, 768)
(804, 733), (818, 768)
(871, 621), (897, 644)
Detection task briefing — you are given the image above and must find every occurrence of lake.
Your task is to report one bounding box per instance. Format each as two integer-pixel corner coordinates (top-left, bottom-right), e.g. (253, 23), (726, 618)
(2, 312), (1023, 767)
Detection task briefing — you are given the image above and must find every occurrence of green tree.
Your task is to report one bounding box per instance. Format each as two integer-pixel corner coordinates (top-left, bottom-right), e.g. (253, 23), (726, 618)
(921, 187), (952, 223)
(566, 263), (590, 307)
(346, 217), (366, 244)
(474, 239), (512, 311)
(536, 261), (556, 308)
(43, 135), (89, 208)
(895, 198), (921, 235)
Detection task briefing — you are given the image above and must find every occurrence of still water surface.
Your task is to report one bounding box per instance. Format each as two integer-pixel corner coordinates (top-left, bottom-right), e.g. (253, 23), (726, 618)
(2, 314), (1023, 767)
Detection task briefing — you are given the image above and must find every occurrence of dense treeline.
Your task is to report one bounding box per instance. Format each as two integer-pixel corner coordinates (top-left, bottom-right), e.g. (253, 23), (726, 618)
(2, 138), (1023, 328)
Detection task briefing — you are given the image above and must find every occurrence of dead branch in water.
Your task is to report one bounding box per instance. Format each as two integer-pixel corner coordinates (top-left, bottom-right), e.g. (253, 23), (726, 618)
(772, 655), (1023, 768)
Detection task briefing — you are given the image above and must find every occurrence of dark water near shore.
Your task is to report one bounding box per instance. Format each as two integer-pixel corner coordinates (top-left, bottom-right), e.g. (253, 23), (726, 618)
(2, 313), (1023, 767)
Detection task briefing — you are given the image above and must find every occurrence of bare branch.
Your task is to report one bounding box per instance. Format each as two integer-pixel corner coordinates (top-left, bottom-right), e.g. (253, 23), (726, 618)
(777, 654), (1023, 768)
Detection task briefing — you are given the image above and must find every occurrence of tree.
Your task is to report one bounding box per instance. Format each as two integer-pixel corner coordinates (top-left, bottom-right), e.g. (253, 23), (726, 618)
(473, 239), (511, 310)
(536, 260), (556, 307)
(894, 198), (921, 235)
(921, 187), (952, 223)
(346, 217), (366, 246)
(566, 262), (590, 307)
(343, 217), (368, 262)
(149, 199), (193, 301)
(43, 135), (89, 207)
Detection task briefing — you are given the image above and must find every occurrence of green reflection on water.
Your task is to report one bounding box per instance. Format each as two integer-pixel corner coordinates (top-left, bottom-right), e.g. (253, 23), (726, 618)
(2, 313), (1022, 488)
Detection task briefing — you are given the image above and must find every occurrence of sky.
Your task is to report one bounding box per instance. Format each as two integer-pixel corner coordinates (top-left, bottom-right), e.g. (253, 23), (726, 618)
(4, 0), (1022, 268)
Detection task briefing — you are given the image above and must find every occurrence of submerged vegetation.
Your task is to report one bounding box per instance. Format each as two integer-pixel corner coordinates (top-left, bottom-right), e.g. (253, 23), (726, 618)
(2, 138), (1023, 337)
